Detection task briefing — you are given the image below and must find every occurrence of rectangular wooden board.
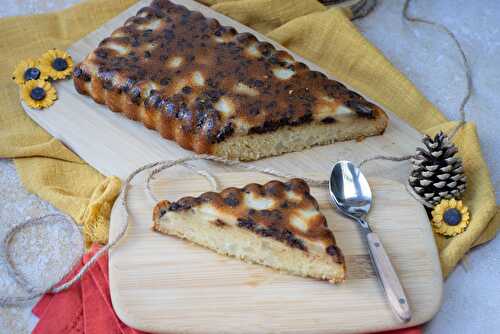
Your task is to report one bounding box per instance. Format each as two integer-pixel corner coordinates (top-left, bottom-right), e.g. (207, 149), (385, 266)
(109, 172), (442, 334)
(23, 0), (423, 183)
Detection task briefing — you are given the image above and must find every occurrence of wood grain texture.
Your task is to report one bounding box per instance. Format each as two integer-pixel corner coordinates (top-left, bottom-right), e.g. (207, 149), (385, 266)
(109, 172), (442, 334)
(17, 0), (443, 332)
(366, 231), (412, 323)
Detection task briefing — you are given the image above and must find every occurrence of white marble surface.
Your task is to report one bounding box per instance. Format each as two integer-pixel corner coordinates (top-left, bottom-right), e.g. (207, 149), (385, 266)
(0, 159), (82, 333)
(0, 1), (498, 333)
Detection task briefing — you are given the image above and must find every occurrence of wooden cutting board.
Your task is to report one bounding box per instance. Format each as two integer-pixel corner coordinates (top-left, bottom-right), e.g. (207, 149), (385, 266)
(18, 0), (443, 332)
(109, 172), (442, 334)
(23, 0), (424, 182)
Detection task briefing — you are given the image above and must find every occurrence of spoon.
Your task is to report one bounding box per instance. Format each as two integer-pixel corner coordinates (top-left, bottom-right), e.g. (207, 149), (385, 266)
(329, 160), (412, 323)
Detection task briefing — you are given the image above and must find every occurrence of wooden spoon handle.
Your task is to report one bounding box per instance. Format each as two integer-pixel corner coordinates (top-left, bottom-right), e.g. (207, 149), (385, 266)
(366, 231), (412, 323)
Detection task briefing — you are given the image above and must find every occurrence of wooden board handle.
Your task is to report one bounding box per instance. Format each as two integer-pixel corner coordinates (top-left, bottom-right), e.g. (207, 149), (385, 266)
(367, 231), (412, 323)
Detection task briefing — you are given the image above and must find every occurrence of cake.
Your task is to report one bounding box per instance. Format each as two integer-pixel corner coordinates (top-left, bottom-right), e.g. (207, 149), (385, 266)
(74, 0), (388, 160)
(152, 178), (345, 283)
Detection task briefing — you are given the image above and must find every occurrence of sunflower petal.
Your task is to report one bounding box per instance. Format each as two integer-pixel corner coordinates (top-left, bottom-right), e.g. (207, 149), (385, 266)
(449, 198), (457, 208)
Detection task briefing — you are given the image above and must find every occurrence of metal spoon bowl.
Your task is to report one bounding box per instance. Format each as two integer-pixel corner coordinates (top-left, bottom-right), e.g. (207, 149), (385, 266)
(329, 161), (412, 323)
(329, 160), (372, 219)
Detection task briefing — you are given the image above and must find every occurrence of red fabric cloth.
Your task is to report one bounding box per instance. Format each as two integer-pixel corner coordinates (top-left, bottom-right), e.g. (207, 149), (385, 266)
(32, 258), (84, 333)
(375, 329), (422, 334)
(32, 245), (421, 334)
(32, 245), (147, 334)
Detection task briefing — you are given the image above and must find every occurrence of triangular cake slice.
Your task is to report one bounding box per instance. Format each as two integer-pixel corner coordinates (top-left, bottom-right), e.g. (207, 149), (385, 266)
(74, 0), (388, 161)
(152, 178), (345, 283)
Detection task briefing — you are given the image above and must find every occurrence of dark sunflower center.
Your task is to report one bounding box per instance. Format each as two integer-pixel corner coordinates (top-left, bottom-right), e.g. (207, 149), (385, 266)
(24, 67), (41, 81)
(30, 87), (46, 101)
(52, 57), (68, 71)
(443, 208), (462, 226)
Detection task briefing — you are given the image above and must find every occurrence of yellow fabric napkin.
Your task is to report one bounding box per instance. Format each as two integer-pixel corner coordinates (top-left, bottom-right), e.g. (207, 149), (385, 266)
(0, 0), (497, 277)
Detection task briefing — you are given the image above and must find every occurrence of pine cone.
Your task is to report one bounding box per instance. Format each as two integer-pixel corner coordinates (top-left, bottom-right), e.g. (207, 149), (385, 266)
(409, 132), (466, 206)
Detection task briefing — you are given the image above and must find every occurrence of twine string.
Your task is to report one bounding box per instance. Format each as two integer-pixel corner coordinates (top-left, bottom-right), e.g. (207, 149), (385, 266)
(0, 160), (163, 306)
(0, 150), (440, 306)
(0, 155), (328, 306)
(0, 0), (474, 307)
(359, 0), (474, 206)
(145, 154), (328, 202)
(0, 214), (83, 305)
(358, 154), (415, 168)
(402, 0), (471, 139)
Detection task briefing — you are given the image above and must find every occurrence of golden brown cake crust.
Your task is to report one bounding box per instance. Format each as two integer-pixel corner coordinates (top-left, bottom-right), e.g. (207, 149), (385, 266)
(152, 178), (344, 266)
(74, 0), (387, 158)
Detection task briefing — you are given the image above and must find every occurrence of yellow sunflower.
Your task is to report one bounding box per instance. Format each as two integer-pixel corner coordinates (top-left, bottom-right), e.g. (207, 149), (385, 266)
(40, 49), (74, 80)
(431, 198), (470, 237)
(20, 80), (57, 109)
(12, 59), (48, 85)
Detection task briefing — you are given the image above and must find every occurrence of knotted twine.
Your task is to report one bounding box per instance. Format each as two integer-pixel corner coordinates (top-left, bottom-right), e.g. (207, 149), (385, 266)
(359, 0), (472, 208)
(0, 155), (328, 306)
(0, 0), (473, 306)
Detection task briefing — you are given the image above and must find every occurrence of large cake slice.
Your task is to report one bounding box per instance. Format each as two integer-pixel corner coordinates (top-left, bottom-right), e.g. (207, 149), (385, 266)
(74, 0), (388, 161)
(152, 178), (345, 283)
